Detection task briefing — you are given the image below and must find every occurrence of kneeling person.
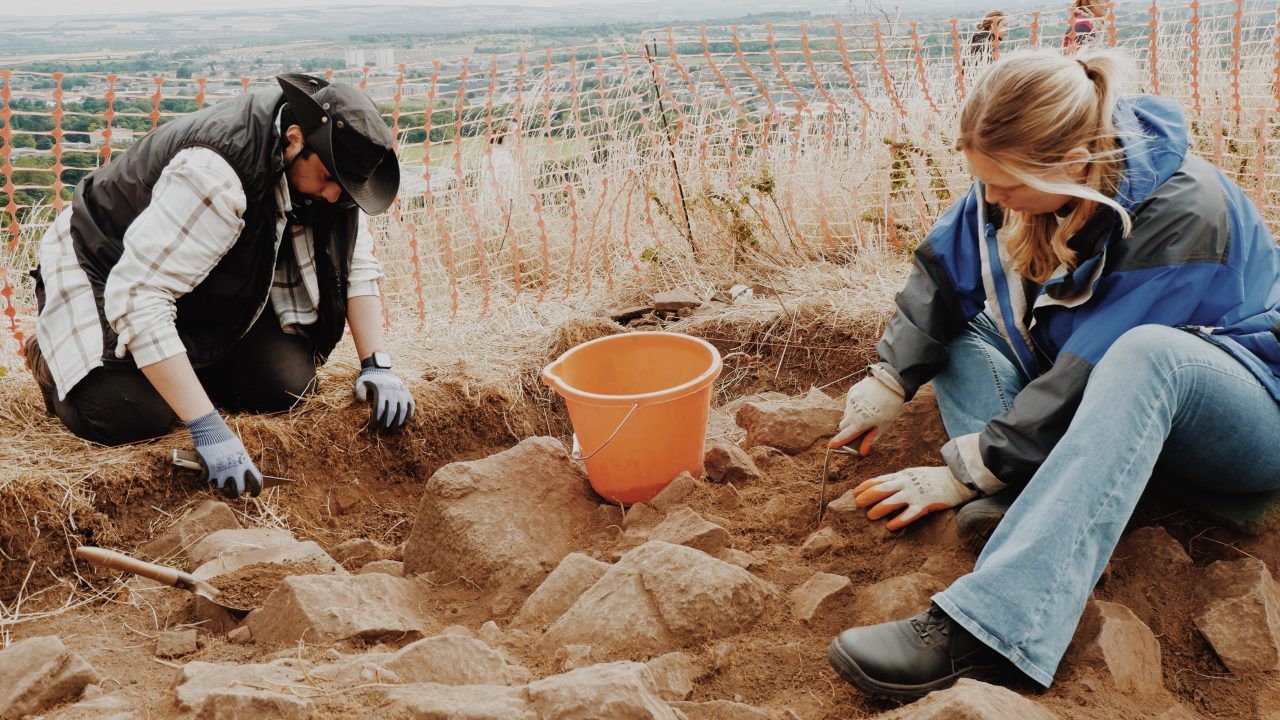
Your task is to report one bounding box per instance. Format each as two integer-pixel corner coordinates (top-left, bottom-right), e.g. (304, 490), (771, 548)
(25, 74), (415, 498)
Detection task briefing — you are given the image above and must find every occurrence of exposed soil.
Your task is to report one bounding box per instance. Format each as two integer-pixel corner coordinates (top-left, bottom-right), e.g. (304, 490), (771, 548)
(210, 559), (335, 610)
(7, 310), (1280, 719)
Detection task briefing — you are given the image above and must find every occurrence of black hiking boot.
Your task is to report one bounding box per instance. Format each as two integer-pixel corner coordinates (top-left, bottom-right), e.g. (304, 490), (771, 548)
(827, 604), (1020, 701)
(955, 487), (1020, 555)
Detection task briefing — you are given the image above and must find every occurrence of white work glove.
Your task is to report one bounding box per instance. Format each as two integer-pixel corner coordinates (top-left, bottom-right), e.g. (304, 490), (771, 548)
(853, 466), (978, 530)
(828, 364), (905, 456)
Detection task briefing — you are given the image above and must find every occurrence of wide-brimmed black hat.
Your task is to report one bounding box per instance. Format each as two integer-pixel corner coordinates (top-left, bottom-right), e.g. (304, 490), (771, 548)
(277, 74), (399, 215)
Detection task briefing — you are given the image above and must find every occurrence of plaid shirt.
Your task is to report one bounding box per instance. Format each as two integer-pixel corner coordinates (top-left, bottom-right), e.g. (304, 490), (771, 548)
(36, 146), (384, 400)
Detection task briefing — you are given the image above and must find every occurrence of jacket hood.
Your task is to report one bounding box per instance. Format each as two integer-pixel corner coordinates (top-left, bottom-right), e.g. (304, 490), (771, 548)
(1114, 95), (1189, 210)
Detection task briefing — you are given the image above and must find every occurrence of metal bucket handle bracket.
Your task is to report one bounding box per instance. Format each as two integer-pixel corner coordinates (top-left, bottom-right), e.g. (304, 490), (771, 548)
(571, 402), (641, 462)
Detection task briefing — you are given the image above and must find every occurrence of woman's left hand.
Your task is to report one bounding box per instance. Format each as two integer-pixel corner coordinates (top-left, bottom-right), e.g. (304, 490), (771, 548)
(853, 466), (978, 530)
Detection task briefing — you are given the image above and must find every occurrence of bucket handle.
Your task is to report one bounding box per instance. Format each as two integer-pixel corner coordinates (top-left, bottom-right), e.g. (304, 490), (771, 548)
(572, 402), (640, 462)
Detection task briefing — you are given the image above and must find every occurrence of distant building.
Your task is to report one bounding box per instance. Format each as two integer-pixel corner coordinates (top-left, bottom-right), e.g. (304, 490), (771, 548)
(374, 48), (395, 68)
(346, 48), (366, 68)
(90, 128), (136, 145)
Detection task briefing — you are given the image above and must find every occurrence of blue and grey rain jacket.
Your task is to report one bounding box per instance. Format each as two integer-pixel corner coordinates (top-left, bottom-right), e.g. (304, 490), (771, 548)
(876, 95), (1280, 493)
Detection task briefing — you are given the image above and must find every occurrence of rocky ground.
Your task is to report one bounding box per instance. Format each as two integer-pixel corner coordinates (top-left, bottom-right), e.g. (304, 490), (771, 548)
(5, 380), (1280, 719)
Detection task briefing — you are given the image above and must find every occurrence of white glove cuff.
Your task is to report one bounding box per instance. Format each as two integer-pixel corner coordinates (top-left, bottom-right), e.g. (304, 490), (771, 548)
(867, 363), (906, 400)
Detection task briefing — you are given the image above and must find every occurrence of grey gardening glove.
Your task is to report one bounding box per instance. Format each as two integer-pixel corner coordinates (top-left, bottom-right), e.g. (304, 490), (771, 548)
(186, 411), (262, 499)
(354, 368), (415, 432)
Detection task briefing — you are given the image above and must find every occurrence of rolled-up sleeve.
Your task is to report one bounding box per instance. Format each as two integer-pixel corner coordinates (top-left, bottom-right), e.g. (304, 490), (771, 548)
(104, 147), (247, 368)
(346, 211), (385, 299)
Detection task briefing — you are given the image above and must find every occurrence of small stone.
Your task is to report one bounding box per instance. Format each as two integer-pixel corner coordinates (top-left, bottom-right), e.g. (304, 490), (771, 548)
(823, 489), (861, 530)
(611, 306), (653, 323)
(1194, 558), (1280, 674)
(513, 552), (610, 630)
(333, 538), (394, 569)
(801, 527), (843, 558)
(525, 661), (675, 719)
(790, 572), (854, 624)
(734, 387), (843, 454)
(558, 644), (595, 671)
(384, 634), (530, 685)
(186, 527), (297, 569)
(703, 441), (762, 484)
(677, 307), (695, 318)
(247, 573), (439, 646)
(642, 651), (700, 701)
(652, 288), (701, 312)
(0, 636), (100, 718)
(854, 572), (945, 625)
(358, 559), (405, 576)
(139, 500), (240, 564)
(650, 472), (699, 511)
(155, 629), (198, 658)
(624, 502), (662, 529)
(877, 678), (1059, 719)
(1072, 599), (1163, 694)
(174, 661), (311, 720)
(646, 506), (731, 555)
(309, 652), (399, 686)
(477, 621), (504, 646)
(226, 626), (252, 645)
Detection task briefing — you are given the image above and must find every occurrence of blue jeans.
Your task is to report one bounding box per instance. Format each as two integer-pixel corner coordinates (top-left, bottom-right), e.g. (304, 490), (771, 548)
(928, 314), (1280, 687)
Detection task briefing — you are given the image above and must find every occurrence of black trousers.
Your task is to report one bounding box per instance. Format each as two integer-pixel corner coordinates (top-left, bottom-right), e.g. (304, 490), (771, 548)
(45, 312), (320, 446)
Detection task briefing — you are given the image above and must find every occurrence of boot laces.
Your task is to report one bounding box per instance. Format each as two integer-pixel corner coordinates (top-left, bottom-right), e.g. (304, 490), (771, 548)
(909, 605), (951, 643)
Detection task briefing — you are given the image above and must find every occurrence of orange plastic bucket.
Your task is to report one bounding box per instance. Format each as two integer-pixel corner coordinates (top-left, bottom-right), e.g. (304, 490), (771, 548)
(542, 332), (722, 505)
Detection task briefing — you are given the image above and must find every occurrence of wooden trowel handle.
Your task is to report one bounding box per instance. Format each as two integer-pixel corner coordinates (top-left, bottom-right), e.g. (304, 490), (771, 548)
(75, 546), (187, 588)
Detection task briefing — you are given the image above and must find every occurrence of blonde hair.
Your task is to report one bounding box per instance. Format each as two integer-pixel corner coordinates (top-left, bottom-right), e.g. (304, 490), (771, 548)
(958, 48), (1133, 282)
(976, 11), (1006, 32)
(1073, 0), (1107, 18)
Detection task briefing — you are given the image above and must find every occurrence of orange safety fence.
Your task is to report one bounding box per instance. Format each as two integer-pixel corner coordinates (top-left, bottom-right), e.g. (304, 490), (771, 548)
(1, 0), (1279, 369)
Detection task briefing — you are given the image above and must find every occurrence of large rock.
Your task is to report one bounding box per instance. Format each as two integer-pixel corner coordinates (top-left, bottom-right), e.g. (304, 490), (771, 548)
(650, 472), (700, 512)
(790, 572), (854, 624)
(186, 527), (296, 569)
(642, 652), (699, 701)
(734, 387), (842, 454)
(379, 683), (535, 719)
(645, 507), (731, 556)
(0, 636), (100, 718)
(703, 441), (762, 484)
(541, 542), (774, 660)
(1195, 558), (1280, 674)
(403, 437), (598, 592)
(875, 678), (1060, 719)
(854, 572), (945, 625)
(173, 661), (312, 720)
(247, 573), (438, 646)
(671, 700), (785, 720)
(1072, 599), (1163, 694)
(139, 500), (240, 564)
(155, 629), (198, 659)
(524, 662), (676, 720)
(513, 553), (610, 629)
(384, 635), (530, 685)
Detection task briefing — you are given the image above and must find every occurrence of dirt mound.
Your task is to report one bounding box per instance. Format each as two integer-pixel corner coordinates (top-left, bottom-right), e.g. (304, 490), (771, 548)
(211, 559), (333, 610)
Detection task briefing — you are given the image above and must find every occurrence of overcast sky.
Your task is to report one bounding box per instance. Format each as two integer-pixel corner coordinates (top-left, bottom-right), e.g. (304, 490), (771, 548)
(28, 0), (668, 17)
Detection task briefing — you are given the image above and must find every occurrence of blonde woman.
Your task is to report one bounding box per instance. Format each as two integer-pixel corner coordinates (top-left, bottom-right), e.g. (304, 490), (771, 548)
(825, 48), (1280, 699)
(966, 10), (1007, 63)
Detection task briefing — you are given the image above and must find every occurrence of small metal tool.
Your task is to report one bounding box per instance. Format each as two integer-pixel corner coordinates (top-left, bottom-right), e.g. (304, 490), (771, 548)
(170, 449), (296, 489)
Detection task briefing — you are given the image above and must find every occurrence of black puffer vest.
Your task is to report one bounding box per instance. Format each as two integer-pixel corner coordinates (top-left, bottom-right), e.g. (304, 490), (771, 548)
(56, 88), (357, 367)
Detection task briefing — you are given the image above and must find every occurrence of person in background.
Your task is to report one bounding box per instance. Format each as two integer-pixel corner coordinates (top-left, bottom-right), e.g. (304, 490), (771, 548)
(824, 47), (1280, 700)
(967, 11), (1008, 64)
(24, 74), (415, 499)
(1063, 0), (1105, 50)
